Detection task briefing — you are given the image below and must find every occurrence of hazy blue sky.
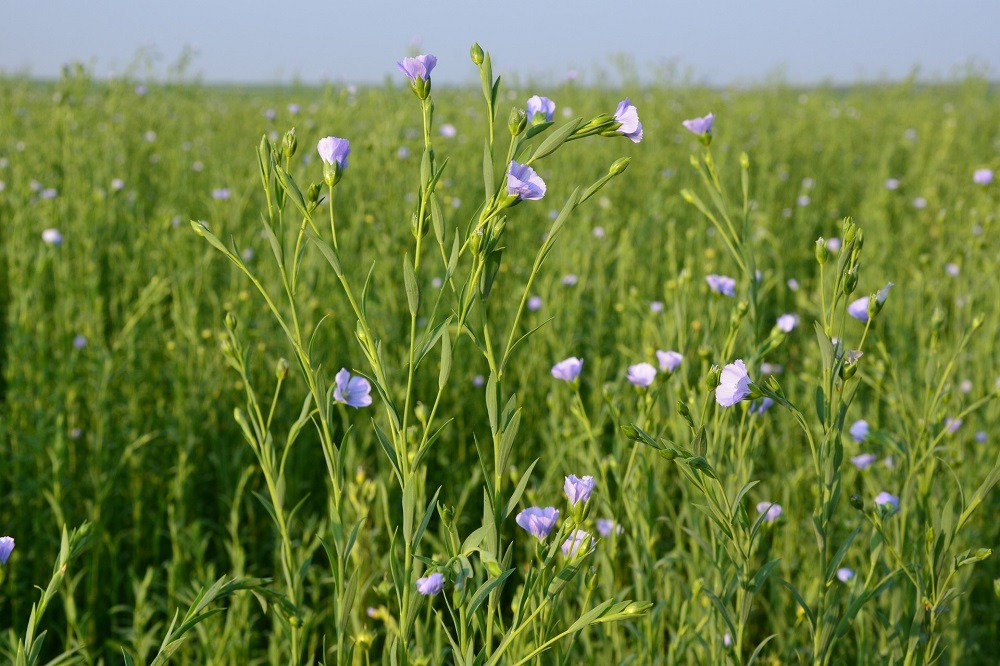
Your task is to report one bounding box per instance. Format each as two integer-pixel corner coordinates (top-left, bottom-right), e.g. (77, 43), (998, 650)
(3, 1), (998, 86)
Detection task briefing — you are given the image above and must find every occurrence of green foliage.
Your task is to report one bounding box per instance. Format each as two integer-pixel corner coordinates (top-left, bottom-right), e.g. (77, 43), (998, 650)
(1, 57), (999, 665)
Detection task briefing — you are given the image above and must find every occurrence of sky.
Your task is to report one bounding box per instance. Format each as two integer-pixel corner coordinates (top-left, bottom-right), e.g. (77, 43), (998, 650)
(2, 1), (999, 87)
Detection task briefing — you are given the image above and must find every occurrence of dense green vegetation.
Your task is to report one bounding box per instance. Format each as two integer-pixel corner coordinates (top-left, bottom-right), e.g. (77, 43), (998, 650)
(1, 57), (998, 664)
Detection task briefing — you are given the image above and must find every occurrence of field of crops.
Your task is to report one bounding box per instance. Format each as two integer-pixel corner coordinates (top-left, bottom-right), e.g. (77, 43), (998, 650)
(1, 48), (999, 665)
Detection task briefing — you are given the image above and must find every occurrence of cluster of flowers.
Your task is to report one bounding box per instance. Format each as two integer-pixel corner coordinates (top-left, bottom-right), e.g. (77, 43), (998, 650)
(414, 475), (616, 598)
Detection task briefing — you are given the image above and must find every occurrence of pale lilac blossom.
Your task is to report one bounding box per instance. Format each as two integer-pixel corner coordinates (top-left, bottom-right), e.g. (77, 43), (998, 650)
(526, 95), (555, 122)
(945, 418), (963, 434)
(756, 502), (782, 522)
(851, 453), (877, 470)
(42, 228), (63, 245)
(562, 274), (578, 286)
(333, 368), (372, 408)
(836, 568), (855, 583)
(976, 431), (987, 443)
(973, 168), (994, 185)
(0, 537), (13, 565)
(613, 98), (643, 143)
(913, 196), (927, 209)
(212, 188), (231, 200)
(657, 350), (683, 373)
(397, 55), (437, 83)
(650, 301), (664, 313)
(706, 274), (736, 297)
(439, 123), (457, 138)
(507, 160), (546, 200)
(751, 397), (774, 415)
(561, 529), (594, 558)
(317, 136), (351, 168)
(850, 419), (869, 443)
(527, 296), (542, 311)
(564, 475), (595, 505)
(415, 572), (445, 596)
(73, 335), (88, 349)
(777, 314), (800, 333)
(596, 519), (623, 538)
(716, 360), (752, 407)
(875, 491), (899, 511)
(516, 506), (559, 541)
(826, 237), (842, 252)
(884, 178), (900, 190)
(627, 362), (657, 387)
(682, 113), (714, 135)
(552, 357), (583, 382)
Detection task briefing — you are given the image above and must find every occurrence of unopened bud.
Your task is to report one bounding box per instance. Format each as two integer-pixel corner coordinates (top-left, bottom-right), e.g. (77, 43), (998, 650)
(850, 494), (864, 511)
(623, 601), (652, 615)
(620, 424), (641, 441)
(739, 152), (750, 170)
(275, 357), (289, 380)
(508, 107), (527, 137)
(470, 42), (485, 66)
(609, 157), (631, 176)
(282, 128), (297, 160)
(816, 237), (829, 265)
(677, 400), (694, 428)
(706, 364), (721, 390)
(307, 182), (322, 205)
(843, 267), (859, 295)
(225, 312), (238, 332)
(586, 567), (599, 591)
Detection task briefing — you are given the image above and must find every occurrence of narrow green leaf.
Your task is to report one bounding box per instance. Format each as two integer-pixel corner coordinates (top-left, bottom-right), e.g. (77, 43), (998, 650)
(403, 254), (419, 316)
(468, 569), (514, 617)
(439, 326), (452, 389)
(413, 487), (442, 551)
(503, 458), (539, 520)
(781, 579), (816, 632)
(531, 117), (582, 162)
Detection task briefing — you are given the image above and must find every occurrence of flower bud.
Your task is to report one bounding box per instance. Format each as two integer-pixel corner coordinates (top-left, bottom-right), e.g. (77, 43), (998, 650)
(586, 567), (599, 591)
(850, 494), (864, 511)
(623, 601), (652, 615)
(658, 448), (678, 461)
(975, 548), (992, 562)
(275, 357), (289, 380)
(620, 424), (641, 441)
(705, 364), (721, 390)
(439, 503), (454, 527)
(307, 182), (322, 205)
(470, 42), (485, 66)
(843, 217), (857, 245)
(739, 152), (750, 170)
(609, 157), (631, 176)
(677, 400), (695, 429)
(282, 128), (297, 160)
(225, 312), (238, 332)
(508, 107), (527, 137)
(972, 315), (984, 331)
(815, 237), (829, 265)
(843, 267), (858, 295)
